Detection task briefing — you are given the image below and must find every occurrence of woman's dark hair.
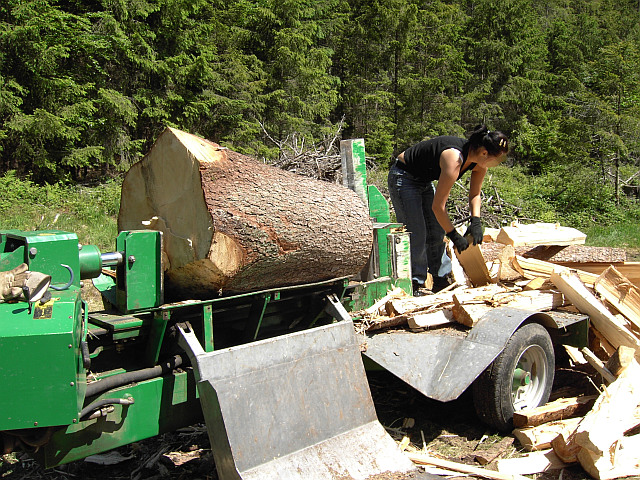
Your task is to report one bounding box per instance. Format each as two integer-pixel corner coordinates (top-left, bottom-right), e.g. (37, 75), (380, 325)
(464, 125), (509, 157)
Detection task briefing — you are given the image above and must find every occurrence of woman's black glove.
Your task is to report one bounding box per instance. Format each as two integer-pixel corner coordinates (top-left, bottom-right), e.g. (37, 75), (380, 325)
(465, 216), (484, 245)
(446, 229), (469, 253)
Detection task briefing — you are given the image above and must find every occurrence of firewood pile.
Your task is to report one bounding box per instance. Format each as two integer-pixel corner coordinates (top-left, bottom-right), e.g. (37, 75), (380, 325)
(353, 221), (640, 479)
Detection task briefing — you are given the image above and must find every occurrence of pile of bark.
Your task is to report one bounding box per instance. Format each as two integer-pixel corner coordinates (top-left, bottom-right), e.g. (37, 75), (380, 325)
(355, 222), (640, 479)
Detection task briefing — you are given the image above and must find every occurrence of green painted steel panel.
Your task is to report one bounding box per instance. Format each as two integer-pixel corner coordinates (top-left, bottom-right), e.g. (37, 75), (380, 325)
(0, 288), (85, 430)
(37, 371), (202, 468)
(115, 231), (163, 312)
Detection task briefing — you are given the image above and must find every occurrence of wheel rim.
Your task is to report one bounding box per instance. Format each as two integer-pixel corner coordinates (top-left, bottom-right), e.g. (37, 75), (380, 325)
(511, 344), (548, 411)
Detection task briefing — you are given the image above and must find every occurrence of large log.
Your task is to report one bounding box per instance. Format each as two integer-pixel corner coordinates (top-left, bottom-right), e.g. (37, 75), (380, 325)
(118, 127), (373, 295)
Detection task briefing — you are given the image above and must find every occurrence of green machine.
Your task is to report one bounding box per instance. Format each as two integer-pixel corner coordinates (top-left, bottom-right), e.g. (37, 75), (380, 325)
(0, 139), (588, 480)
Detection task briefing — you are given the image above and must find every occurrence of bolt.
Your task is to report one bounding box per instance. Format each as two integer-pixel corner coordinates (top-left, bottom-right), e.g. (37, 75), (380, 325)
(29, 247), (38, 257)
(34, 422), (38, 426)
(68, 344), (73, 349)
(70, 382), (75, 387)
(73, 419), (77, 423)
(128, 255), (136, 264)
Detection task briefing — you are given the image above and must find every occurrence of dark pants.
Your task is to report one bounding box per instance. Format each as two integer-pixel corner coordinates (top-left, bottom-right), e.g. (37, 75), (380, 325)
(387, 162), (451, 285)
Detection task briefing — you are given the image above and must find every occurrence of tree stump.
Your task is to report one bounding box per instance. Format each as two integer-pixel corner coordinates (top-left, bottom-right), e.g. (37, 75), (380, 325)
(118, 127), (373, 296)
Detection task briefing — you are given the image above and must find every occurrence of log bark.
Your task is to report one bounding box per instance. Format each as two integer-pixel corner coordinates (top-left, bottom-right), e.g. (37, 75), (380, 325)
(512, 395), (597, 428)
(118, 127), (373, 295)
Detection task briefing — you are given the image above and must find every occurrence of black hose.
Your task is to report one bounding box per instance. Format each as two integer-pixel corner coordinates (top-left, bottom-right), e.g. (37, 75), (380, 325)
(80, 397), (135, 420)
(85, 354), (183, 398)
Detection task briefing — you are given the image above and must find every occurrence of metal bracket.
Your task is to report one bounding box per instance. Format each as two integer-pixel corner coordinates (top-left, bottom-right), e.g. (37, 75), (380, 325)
(323, 293), (351, 323)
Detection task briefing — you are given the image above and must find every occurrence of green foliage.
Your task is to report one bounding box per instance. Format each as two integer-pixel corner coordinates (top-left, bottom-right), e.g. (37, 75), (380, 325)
(0, 0), (639, 234)
(0, 171), (119, 250)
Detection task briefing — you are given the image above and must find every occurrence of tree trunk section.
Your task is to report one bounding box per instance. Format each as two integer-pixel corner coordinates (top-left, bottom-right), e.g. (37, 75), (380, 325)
(118, 127), (373, 296)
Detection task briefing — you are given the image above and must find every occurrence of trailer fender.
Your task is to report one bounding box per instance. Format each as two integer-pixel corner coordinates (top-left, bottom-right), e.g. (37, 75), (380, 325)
(361, 307), (588, 403)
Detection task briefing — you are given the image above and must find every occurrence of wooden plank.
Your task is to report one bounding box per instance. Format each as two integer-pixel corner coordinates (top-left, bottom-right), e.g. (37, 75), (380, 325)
(496, 222), (586, 247)
(406, 452), (532, 480)
(454, 238), (492, 287)
(550, 269), (640, 359)
(512, 395), (597, 428)
(594, 265), (640, 331)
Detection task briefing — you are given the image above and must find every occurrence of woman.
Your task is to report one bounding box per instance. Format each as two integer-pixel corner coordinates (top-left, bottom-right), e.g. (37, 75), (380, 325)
(388, 125), (509, 294)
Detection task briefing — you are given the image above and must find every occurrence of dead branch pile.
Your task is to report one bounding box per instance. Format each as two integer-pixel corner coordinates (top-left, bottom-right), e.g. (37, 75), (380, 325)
(260, 117), (350, 183)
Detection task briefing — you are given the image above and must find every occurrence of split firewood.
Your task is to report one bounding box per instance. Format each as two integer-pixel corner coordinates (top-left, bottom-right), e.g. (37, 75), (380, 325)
(406, 451), (531, 480)
(573, 359), (640, 479)
(407, 308), (454, 329)
(590, 326), (617, 357)
(557, 262), (640, 289)
(451, 285), (564, 327)
(493, 289), (566, 310)
(594, 265), (640, 332)
(118, 127), (372, 296)
(365, 314), (410, 332)
(453, 283), (511, 305)
(522, 277), (548, 291)
(551, 431), (581, 464)
(514, 256), (598, 286)
(564, 345), (588, 365)
(512, 417), (583, 451)
(364, 287), (407, 315)
(606, 345), (636, 377)
(512, 395), (597, 428)
(452, 303), (493, 327)
(550, 269), (640, 359)
(580, 347), (616, 384)
(494, 449), (569, 475)
(496, 222), (586, 247)
(388, 289), (458, 316)
(496, 244), (522, 281)
(446, 240), (470, 288)
(454, 237), (492, 287)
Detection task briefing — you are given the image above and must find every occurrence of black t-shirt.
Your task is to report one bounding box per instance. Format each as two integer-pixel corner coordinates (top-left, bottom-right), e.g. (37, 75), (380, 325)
(401, 136), (475, 181)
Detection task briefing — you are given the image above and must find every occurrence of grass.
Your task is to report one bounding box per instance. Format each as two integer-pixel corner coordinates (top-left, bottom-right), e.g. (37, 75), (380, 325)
(0, 172), (121, 251)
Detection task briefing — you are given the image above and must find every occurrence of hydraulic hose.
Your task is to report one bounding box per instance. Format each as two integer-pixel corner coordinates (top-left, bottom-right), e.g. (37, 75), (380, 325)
(80, 397), (135, 421)
(85, 354), (183, 398)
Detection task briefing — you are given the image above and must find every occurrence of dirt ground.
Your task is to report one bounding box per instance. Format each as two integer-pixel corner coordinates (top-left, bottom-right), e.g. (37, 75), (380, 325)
(0, 357), (615, 480)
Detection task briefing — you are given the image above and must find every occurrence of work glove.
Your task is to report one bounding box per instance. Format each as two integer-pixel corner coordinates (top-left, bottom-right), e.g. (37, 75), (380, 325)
(0, 263), (51, 303)
(465, 216), (484, 245)
(446, 229), (469, 253)
(0, 263), (29, 301)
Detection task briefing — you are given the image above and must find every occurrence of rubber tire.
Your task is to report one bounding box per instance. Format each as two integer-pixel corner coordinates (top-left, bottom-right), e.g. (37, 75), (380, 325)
(472, 323), (555, 432)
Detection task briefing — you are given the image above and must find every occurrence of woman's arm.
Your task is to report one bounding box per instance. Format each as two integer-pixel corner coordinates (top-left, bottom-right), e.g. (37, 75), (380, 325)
(432, 148), (462, 233)
(468, 167), (487, 217)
